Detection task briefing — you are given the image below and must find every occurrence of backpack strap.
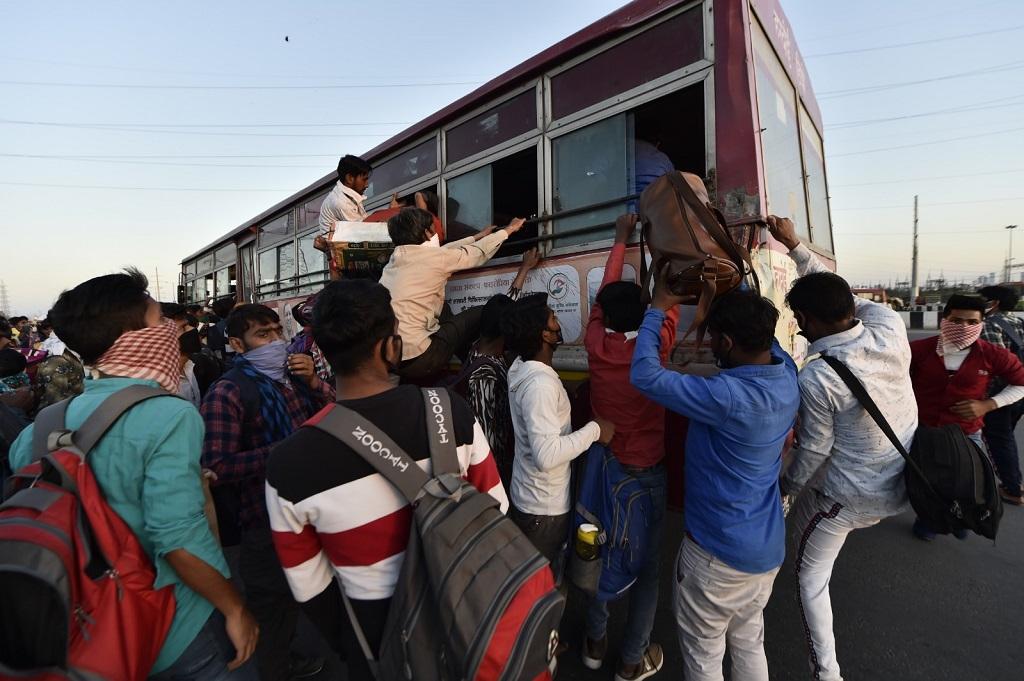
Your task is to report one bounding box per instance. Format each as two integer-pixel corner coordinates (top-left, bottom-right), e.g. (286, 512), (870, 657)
(817, 355), (939, 499)
(70, 385), (171, 456)
(32, 397), (72, 462)
(420, 387), (459, 477)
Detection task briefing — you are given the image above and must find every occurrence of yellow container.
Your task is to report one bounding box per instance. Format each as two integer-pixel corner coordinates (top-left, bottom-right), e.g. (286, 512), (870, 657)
(575, 523), (600, 561)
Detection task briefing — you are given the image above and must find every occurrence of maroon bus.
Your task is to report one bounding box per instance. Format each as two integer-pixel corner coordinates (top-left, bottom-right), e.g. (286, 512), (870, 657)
(180, 0), (833, 370)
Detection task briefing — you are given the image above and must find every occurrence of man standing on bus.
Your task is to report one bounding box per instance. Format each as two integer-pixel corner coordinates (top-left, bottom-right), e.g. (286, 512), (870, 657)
(313, 154), (372, 279)
(380, 207), (526, 380)
(769, 215), (917, 681)
(580, 214), (679, 681)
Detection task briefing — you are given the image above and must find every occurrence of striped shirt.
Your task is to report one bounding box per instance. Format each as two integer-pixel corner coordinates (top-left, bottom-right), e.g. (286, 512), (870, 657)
(265, 385), (508, 603)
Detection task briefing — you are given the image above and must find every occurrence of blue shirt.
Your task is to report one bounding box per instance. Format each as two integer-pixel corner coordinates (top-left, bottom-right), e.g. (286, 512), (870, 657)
(634, 140), (675, 194)
(10, 377), (229, 673)
(630, 309), (799, 573)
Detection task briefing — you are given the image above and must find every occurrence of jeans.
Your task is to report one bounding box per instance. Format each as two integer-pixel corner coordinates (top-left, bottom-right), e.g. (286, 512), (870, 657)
(983, 400), (1024, 493)
(584, 465), (666, 666)
(399, 305), (483, 380)
(149, 611), (258, 681)
(509, 506), (571, 582)
(789, 489), (884, 681)
(673, 537), (778, 681)
(239, 524), (301, 681)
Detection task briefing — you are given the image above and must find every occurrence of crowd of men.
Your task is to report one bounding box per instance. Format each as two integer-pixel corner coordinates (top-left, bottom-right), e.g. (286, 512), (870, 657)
(2, 156), (1024, 681)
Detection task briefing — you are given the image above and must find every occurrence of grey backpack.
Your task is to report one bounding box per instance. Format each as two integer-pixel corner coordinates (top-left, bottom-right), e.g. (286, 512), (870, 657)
(312, 387), (564, 681)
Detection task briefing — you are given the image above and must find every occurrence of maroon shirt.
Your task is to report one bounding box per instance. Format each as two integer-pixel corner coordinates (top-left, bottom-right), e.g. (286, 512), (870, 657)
(909, 336), (1024, 434)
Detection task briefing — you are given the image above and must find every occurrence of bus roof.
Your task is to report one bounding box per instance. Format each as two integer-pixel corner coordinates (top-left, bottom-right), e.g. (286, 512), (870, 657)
(182, 0), (820, 264)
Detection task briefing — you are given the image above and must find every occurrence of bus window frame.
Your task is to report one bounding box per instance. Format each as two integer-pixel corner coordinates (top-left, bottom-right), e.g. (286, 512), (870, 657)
(543, 0), (713, 133)
(257, 209), (297, 250)
(797, 103), (834, 254)
(441, 136), (545, 266)
(543, 67), (716, 258)
(440, 80), (542, 176)
(365, 132), (442, 202)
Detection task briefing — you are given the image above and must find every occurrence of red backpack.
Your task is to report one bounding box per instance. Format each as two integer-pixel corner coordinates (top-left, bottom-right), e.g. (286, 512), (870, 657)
(0, 386), (177, 680)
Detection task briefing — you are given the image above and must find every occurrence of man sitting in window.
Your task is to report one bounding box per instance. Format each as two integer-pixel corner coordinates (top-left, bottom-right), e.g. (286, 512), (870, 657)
(378, 207), (525, 381)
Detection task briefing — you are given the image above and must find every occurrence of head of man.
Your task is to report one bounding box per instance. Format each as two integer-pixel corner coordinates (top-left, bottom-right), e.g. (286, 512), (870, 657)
(337, 154), (372, 195)
(503, 293), (563, 364)
(37, 320), (53, 339)
(312, 279), (401, 379)
(211, 296), (236, 321)
(161, 302), (189, 333)
(979, 285), (1019, 315)
(939, 294), (988, 353)
(785, 271), (856, 343)
(0, 320), (13, 351)
(596, 282), (644, 334)
(0, 347), (27, 379)
(48, 268), (162, 365)
(387, 207), (437, 246)
(705, 290), (779, 368)
(226, 304), (284, 355)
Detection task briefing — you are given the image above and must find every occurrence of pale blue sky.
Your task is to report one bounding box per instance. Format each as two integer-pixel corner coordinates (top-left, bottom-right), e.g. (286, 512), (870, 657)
(1, 0), (1022, 316)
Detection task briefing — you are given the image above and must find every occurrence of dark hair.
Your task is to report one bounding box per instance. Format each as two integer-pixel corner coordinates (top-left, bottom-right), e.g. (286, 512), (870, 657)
(480, 295), (515, 340)
(48, 268), (151, 364)
(312, 280), (395, 375)
(185, 304), (203, 315)
(979, 285), (1019, 312)
(387, 207), (434, 246)
(161, 302), (186, 320)
(226, 304), (280, 340)
(211, 296), (235, 319)
(37, 320), (52, 333)
(419, 190), (440, 216)
(0, 348), (27, 378)
(503, 293), (551, 361)
(943, 294), (987, 318)
(706, 290), (780, 353)
(596, 281), (644, 333)
(0, 320), (11, 340)
(337, 154), (372, 183)
(785, 272), (855, 324)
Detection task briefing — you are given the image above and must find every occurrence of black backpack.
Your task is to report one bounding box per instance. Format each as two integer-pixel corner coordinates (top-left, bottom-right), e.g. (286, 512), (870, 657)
(820, 355), (1003, 539)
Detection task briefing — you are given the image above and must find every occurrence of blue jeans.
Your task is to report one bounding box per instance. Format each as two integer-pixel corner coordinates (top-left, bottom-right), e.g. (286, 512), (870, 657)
(983, 400), (1024, 493)
(584, 465), (667, 666)
(149, 611), (258, 681)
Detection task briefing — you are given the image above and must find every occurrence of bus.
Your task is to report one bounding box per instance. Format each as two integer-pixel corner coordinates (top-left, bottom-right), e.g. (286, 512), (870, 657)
(180, 0), (834, 370)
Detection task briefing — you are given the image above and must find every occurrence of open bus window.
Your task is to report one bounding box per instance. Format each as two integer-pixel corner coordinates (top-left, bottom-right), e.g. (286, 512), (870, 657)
(297, 231), (328, 293)
(445, 146), (538, 258)
(752, 22), (810, 241)
(258, 248), (277, 296)
(551, 84), (706, 250)
(799, 105), (833, 253)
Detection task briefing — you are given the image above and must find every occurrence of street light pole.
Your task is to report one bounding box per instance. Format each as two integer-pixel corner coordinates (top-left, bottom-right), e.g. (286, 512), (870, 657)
(1008, 225), (1019, 283)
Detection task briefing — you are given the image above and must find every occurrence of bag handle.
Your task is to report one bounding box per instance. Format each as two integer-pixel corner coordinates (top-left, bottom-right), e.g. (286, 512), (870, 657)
(31, 385), (170, 462)
(817, 355), (939, 498)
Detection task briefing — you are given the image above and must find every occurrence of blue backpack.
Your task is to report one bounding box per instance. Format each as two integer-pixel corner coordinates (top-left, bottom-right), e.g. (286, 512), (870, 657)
(572, 443), (655, 601)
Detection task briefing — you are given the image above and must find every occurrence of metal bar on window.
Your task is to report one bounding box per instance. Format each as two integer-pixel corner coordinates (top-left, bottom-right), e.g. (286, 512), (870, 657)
(521, 193), (639, 226)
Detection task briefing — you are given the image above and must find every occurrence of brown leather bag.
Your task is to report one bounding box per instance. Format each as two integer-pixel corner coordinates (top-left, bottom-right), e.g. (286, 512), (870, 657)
(639, 171), (758, 345)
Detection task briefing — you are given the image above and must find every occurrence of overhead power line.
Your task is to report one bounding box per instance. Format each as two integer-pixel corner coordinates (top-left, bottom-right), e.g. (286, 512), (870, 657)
(0, 152), (337, 159)
(831, 168), (1024, 188)
(804, 24), (1024, 58)
(827, 93), (1024, 129)
(0, 181), (288, 192)
(818, 59), (1024, 99)
(0, 118), (400, 138)
(0, 153), (326, 169)
(0, 79), (481, 90)
(832, 196), (1024, 211)
(827, 125), (1024, 158)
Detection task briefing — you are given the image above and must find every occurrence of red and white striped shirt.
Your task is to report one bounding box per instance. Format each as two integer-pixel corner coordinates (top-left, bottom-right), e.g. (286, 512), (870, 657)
(265, 385), (508, 603)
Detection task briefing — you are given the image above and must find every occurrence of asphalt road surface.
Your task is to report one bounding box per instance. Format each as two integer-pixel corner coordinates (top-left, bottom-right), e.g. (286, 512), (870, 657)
(284, 324), (1024, 680)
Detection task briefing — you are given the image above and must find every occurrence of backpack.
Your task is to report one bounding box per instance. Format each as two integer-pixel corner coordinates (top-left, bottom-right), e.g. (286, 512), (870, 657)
(820, 355), (1003, 539)
(569, 444), (655, 601)
(312, 387), (564, 681)
(638, 171), (758, 345)
(0, 385), (177, 679)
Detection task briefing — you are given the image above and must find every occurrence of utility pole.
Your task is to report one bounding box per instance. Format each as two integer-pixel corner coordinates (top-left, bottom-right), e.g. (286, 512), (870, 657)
(1008, 225), (1019, 283)
(910, 195), (919, 302)
(154, 267), (162, 301)
(0, 280), (9, 317)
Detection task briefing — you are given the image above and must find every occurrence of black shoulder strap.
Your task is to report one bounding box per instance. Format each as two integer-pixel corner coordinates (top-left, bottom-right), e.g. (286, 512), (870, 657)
(32, 398), (71, 462)
(817, 355), (934, 490)
(420, 387), (459, 476)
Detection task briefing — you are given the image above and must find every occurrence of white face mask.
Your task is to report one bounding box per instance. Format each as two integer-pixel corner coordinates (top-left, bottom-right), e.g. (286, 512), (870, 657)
(426, 233), (440, 247)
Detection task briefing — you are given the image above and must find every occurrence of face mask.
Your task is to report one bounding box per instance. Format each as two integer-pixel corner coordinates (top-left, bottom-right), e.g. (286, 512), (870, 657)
(179, 329), (202, 355)
(937, 319), (984, 356)
(244, 339), (288, 382)
(95, 319), (181, 393)
(426, 233), (440, 248)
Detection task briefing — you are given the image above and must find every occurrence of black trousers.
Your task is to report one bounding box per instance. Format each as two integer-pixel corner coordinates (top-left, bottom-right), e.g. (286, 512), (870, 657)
(239, 523), (300, 681)
(510, 505), (571, 582)
(399, 305), (483, 381)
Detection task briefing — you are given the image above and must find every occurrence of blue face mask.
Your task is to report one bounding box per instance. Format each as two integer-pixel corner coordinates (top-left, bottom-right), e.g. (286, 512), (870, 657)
(244, 340), (288, 382)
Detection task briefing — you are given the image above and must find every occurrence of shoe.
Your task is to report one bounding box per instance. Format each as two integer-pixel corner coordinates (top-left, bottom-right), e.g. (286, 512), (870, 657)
(614, 643), (664, 681)
(288, 654), (325, 680)
(999, 486), (1024, 506)
(581, 636), (606, 670)
(912, 519), (936, 542)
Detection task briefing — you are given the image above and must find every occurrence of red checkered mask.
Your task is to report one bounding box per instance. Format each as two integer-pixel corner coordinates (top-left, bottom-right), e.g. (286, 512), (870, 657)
(95, 319), (181, 392)
(937, 318), (983, 356)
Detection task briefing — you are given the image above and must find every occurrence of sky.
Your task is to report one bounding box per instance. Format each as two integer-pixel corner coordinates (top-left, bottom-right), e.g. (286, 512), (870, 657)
(1, 0), (1023, 316)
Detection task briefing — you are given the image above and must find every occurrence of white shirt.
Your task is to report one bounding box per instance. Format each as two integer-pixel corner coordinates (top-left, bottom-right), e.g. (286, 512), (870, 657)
(783, 244), (917, 517)
(318, 181), (368, 235)
(39, 333), (66, 357)
(177, 360), (201, 408)
(507, 358), (600, 515)
(942, 347), (1024, 408)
